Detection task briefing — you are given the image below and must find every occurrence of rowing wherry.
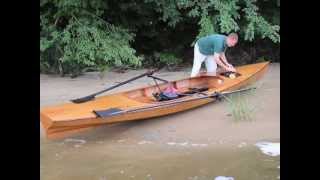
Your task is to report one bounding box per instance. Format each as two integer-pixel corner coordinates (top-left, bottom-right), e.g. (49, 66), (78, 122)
(40, 62), (269, 139)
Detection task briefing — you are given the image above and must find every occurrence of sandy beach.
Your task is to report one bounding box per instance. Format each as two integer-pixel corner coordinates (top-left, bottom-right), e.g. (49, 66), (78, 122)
(40, 63), (280, 180)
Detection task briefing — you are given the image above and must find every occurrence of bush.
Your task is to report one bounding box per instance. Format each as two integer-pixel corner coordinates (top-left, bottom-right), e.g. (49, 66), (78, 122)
(40, 0), (142, 77)
(145, 0), (279, 44)
(40, 0), (280, 77)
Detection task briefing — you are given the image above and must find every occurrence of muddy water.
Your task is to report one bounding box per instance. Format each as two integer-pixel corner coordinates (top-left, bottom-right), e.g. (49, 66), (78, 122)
(40, 63), (280, 180)
(41, 139), (279, 180)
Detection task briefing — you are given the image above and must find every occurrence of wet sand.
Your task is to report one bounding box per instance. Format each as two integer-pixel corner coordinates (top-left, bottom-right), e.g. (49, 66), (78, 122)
(40, 63), (280, 180)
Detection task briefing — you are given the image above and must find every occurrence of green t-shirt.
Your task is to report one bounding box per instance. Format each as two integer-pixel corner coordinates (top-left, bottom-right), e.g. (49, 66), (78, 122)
(196, 34), (227, 55)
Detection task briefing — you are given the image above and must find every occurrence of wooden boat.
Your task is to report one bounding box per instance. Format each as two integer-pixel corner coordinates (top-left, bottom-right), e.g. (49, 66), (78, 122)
(40, 62), (269, 139)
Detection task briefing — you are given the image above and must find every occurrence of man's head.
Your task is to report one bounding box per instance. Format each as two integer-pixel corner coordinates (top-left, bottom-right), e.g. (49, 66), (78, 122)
(226, 33), (238, 47)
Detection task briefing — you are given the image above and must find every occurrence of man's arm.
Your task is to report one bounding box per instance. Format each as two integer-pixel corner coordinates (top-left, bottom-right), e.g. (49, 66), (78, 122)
(220, 52), (232, 67)
(214, 53), (233, 72)
(220, 52), (236, 72)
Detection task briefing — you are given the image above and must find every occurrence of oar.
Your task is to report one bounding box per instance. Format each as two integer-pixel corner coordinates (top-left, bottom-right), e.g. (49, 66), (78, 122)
(215, 87), (256, 96)
(94, 87), (256, 117)
(147, 75), (169, 83)
(71, 69), (158, 103)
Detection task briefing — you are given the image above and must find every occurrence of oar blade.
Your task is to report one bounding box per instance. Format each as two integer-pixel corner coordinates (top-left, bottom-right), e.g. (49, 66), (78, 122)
(71, 95), (95, 104)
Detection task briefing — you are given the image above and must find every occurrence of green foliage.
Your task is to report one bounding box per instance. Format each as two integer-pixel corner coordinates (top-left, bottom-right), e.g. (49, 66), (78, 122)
(257, 56), (267, 62)
(144, 0), (183, 27)
(242, 0), (280, 42)
(40, 0), (280, 76)
(145, 0), (280, 43)
(145, 52), (182, 70)
(157, 52), (182, 68)
(212, 0), (240, 34)
(40, 0), (142, 77)
(192, 15), (216, 46)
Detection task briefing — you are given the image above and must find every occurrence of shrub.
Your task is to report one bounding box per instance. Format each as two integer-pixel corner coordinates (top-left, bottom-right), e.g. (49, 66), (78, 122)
(40, 0), (142, 77)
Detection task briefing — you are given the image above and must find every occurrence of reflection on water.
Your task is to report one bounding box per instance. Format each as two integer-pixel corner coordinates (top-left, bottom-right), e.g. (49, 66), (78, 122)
(255, 142), (280, 157)
(40, 138), (280, 180)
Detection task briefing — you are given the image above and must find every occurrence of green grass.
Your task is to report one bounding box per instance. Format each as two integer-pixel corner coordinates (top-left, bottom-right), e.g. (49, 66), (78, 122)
(224, 87), (258, 122)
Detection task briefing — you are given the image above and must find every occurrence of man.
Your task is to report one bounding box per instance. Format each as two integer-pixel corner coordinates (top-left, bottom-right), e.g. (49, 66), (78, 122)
(190, 33), (238, 77)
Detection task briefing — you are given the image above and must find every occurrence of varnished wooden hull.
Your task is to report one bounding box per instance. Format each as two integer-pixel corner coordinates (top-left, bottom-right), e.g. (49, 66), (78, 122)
(40, 62), (269, 139)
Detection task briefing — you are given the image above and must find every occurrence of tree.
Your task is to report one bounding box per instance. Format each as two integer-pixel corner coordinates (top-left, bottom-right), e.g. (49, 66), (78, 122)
(40, 0), (280, 76)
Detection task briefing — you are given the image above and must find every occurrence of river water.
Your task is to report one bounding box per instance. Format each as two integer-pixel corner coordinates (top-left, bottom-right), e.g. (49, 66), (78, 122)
(40, 137), (280, 180)
(40, 63), (280, 180)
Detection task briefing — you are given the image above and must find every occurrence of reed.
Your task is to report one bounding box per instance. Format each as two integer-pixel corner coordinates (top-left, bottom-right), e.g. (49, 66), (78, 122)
(225, 87), (257, 122)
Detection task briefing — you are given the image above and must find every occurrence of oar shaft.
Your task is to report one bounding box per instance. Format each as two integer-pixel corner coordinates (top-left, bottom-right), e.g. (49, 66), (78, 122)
(147, 75), (169, 83)
(92, 71), (155, 97)
(71, 69), (157, 103)
(103, 87), (256, 117)
(220, 87), (256, 96)
(105, 95), (214, 117)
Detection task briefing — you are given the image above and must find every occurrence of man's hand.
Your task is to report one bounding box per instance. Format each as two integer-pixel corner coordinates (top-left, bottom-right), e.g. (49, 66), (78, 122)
(214, 53), (236, 72)
(219, 53), (236, 72)
(225, 64), (236, 72)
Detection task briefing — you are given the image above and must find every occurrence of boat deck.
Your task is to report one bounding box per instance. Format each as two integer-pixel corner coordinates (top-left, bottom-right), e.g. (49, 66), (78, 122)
(40, 62), (270, 139)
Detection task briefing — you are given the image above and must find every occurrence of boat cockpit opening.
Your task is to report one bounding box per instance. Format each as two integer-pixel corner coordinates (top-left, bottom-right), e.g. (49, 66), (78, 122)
(219, 71), (242, 78)
(124, 76), (224, 103)
(152, 87), (209, 102)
